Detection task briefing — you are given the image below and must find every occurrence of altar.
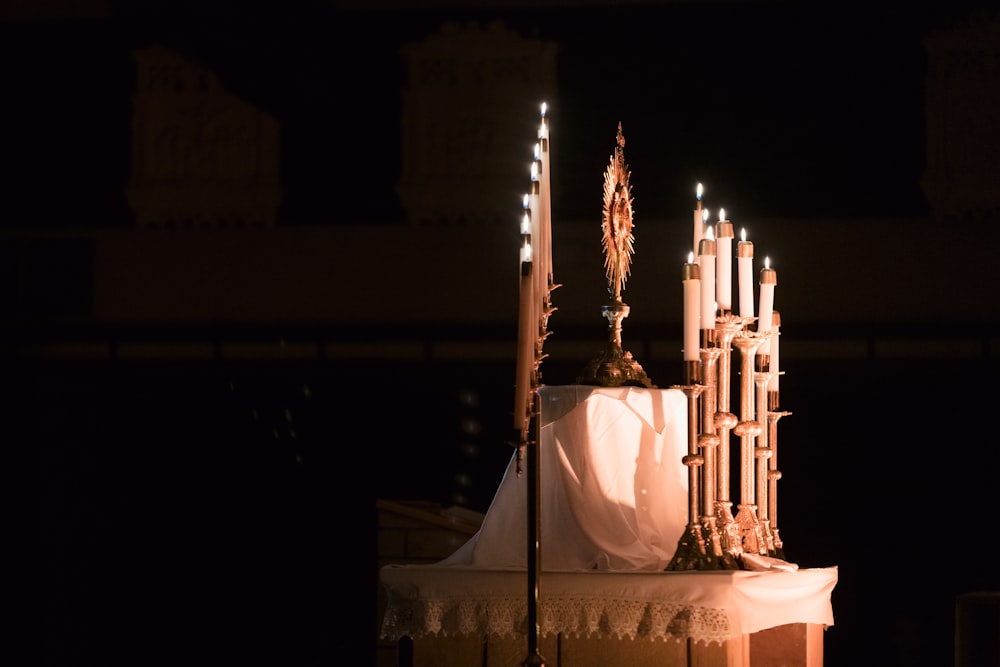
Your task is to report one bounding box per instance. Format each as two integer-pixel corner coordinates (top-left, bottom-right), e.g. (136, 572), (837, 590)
(378, 386), (837, 666)
(378, 111), (837, 666)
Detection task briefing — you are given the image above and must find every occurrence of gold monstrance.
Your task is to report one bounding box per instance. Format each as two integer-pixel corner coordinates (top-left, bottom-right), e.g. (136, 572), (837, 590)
(579, 123), (654, 388)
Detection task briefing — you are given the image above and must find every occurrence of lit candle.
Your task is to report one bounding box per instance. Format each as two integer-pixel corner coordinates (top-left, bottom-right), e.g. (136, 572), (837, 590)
(529, 161), (543, 303)
(513, 243), (535, 430)
(737, 228), (754, 319)
(757, 257), (777, 355)
(767, 310), (781, 391)
(538, 103), (552, 287)
(693, 183), (704, 260)
(715, 209), (733, 313)
(682, 253), (701, 361)
(698, 228), (716, 331)
(521, 194), (531, 236)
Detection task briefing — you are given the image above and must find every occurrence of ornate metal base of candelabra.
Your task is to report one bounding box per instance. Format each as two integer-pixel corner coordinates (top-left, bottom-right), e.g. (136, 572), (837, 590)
(578, 298), (655, 388)
(760, 518), (776, 556)
(666, 522), (711, 570)
(715, 500), (744, 567)
(578, 340), (655, 387)
(734, 503), (767, 557)
(770, 527), (785, 561)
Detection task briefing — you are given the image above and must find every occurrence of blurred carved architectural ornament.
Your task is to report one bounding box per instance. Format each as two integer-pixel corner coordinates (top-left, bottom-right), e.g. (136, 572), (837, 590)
(922, 13), (1000, 222)
(125, 45), (282, 229)
(397, 21), (556, 226)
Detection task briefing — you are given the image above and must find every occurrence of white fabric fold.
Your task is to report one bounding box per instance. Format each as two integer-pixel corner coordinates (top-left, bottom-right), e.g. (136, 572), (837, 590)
(439, 385), (688, 571)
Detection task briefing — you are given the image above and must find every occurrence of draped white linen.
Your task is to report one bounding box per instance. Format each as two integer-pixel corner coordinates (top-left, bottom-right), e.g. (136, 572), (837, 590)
(440, 385), (689, 571)
(379, 385), (837, 644)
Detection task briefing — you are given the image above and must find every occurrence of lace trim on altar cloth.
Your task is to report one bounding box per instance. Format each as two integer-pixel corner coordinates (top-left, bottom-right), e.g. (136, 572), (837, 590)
(380, 593), (733, 646)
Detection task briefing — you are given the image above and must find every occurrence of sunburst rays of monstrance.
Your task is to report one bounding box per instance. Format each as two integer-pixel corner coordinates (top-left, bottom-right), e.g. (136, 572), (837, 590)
(577, 123), (655, 388)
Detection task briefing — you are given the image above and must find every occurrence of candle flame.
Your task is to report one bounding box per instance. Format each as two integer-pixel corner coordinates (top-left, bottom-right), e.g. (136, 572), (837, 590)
(534, 142), (541, 160)
(696, 183), (703, 200)
(765, 256), (771, 269)
(521, 211), (531, 235)
(540, 102), (547, 117)
(702, 209), (709, 223)
(687, 251), (694, 264)
(719, 208), (726, 221)
(531, 161), (539, 181)
(523, 193), (529, 209)
(521, 239), (533, 263)
(740, 228), (747, 242)
(705, 225), (715, 241)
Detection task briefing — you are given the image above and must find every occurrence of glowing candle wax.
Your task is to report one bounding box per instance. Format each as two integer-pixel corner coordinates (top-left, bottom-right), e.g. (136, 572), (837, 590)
(757, 257), (777, 355)
(693, 183), (704, 260)
(529, 162), (543, 303)
(698, 228), (716, 331)
(768, 310), (781, 391)
(537, 103), (552, 288)
(682, 254), (701, 361)
(737, 228), (754, 319)
(715, 209), (734, 313)
(513, 243), (535, 429)
(521, 195), (531, 235)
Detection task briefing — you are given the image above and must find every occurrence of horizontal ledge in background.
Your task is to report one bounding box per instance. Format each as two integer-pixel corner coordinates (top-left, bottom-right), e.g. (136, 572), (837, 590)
(116, 341), (216, 359)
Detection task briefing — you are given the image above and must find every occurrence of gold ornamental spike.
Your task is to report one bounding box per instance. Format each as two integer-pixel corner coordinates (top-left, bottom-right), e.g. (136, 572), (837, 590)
(602, 122), (634, 302)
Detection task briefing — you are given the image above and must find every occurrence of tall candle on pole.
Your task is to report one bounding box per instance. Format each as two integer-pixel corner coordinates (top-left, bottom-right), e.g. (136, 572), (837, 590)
(529, 159), (543, 312)
(513, 231), (534, 430)
(715, 209), (734, 315)
(538, 103), (552, 289)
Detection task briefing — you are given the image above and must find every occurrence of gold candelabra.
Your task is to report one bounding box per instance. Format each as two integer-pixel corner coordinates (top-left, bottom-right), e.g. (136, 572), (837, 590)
(666, 382), (711, 570)
(563, 131), (796, 571)
(766, 404), (791, 559)
(668, 319), (792, 570)
(712, 313), (750, 565)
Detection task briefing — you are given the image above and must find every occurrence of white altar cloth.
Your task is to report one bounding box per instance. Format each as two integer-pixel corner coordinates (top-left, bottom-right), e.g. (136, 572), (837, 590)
(379, 565), (838, 644)
(379, 385), (837, 646)
(441, 385), (690, 571)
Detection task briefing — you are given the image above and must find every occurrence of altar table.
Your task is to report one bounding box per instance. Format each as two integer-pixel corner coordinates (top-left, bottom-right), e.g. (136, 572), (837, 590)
(379, 386), (837, 666)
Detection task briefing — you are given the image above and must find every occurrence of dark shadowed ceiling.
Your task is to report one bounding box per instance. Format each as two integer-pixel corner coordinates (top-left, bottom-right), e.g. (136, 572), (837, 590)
(4, 1), (994, 227)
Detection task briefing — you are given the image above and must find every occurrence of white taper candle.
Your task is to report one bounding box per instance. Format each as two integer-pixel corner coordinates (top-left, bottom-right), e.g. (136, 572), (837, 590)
(693, 183), (704, 260)
(768, 310), (781, 391)
(715, 210), (733, 313)
(737, 228), (754, 320)
(698, 231), (717, 331)
(757, 258), (776, 355)
(683, 255), (701, 361)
